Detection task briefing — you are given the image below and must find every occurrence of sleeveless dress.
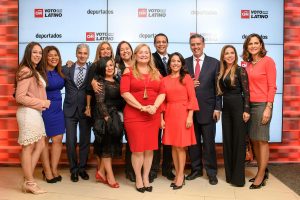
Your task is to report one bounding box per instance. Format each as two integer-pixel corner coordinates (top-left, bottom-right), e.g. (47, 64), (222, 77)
(42, 70), (65, 137)
(17, 73), (47, 145)
(161, 74), (199, 147)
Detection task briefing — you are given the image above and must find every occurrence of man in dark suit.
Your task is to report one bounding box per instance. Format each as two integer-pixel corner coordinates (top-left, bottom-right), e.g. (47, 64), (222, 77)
(149, 33), (175, 182)
(63, 43), (91, 182)
(185, 34), (221, 185)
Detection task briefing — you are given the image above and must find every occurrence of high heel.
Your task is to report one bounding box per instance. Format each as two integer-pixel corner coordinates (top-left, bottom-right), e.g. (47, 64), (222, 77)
(42, 170), (57, 183)
(136, 186), (145, 193)
(173, 179), (185, 190)
(170, 182), (175, 187)
(54, 175), (62, 182)
(249, 176), (267, 189)
(265, 168), (269, 179)
(95, 171), (107, 184)
(22, 180), (47, 194)
(107, 181), (120, 188)
(249, 168), (269, 182)
(145, 186), (153, 192)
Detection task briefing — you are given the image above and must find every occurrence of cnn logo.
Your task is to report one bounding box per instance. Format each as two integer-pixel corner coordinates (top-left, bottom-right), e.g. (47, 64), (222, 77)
(138, 8), (147, 17)
(86, 32), (95, 41)
(34, 9), (44, 18)
(241, 10), (250, 19)
(241, 61), (248, 68)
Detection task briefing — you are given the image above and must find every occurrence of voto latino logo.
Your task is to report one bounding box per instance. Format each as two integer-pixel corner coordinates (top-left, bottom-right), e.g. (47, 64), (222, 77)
(34, 8), (63, 18)
(241, 10), (269, 19)
(138, 8), (166, 17)
(85, 32), (114, 41)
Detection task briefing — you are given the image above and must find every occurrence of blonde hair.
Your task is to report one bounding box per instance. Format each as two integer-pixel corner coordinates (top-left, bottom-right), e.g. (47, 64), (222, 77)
(93, 41), (114, 63)
(132, 43), (160, 80)
(216, 45), (238, 96)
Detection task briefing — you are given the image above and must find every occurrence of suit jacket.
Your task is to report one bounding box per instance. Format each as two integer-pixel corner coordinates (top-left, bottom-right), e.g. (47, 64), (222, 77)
(185, 54), (222, 124)
(62, 63), (91, 118)
(152, 52), (170, 77)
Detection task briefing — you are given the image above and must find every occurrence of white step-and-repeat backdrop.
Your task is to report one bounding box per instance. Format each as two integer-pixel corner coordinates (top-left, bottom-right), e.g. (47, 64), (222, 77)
(19, 0), (284, 142)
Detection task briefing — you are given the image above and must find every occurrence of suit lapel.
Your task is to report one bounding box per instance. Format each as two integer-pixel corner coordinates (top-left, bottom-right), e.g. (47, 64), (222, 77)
(186, 57), (195, 77)
(199, 55), (209, 81)
(70, 64), (77, 87)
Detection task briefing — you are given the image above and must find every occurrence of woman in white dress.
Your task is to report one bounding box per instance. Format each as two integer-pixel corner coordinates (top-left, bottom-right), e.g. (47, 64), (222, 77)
(15, 42), (51, 194)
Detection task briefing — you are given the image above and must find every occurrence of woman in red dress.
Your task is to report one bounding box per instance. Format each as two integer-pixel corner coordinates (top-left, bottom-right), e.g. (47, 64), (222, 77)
(120, 44), (165, 193)
(161, 52), (199, 189)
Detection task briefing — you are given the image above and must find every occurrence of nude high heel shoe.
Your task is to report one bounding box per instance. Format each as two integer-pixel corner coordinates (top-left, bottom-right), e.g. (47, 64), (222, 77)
(22, 180), (47, 194)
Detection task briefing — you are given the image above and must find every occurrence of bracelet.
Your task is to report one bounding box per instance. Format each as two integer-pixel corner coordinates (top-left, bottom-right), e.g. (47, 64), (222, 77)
(86, 105), (90, 109)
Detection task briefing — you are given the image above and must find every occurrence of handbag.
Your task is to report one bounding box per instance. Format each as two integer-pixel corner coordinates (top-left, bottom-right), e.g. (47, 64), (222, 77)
(245, 136), (254, 162)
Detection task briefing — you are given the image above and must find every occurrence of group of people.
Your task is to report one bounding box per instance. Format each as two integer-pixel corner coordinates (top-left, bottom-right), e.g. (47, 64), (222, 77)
(14, 32), (276, 194)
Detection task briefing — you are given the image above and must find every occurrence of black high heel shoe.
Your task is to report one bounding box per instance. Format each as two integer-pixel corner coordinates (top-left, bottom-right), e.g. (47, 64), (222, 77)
(54, 175), (62, 182)
(249, 168), (269, 182)
(136, 186), (145, 193)
(249, 176), (267, 189)
(145, 186), (153, 192)
(170, 183), (175, 187)
(42, 171), (57, 183)
(173, 179), (185, 190)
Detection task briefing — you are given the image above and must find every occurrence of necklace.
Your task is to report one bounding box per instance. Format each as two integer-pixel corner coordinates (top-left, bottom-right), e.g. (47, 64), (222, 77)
(252, 57), (262, 65)
(143, 74), (149, 99)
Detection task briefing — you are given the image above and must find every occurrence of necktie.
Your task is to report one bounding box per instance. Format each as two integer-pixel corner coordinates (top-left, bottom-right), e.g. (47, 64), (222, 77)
(194, 58), (201, 80)
(76, 67), (84, 88)
(162, 56), (168, 73)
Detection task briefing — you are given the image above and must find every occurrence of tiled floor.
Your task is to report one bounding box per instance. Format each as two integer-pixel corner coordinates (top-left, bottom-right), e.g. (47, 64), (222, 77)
(0, 166), (299, 200)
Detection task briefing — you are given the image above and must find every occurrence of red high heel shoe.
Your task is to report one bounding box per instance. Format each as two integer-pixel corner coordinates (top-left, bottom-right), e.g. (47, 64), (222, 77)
(107, 181), (120, 188)
(95, 171), (107, 184)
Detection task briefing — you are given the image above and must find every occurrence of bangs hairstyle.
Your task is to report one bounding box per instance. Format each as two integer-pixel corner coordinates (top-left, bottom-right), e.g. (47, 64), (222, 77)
(94, 41), (114, 63)
(216, 45), (238, 96)
(242, 33), (267, 62)
(42, 46), (65, 83)
(132, 43), (160, 81)
(16, 42), (44, 87)
(94, 57), (115, 78)
(167, 52), (188, 84)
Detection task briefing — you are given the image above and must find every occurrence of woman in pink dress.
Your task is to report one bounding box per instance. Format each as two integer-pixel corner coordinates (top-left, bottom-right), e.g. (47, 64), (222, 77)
(161, 52), (199, 189)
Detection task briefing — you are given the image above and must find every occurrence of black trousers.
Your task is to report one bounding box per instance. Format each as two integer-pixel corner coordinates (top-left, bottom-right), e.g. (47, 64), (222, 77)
(65, 109), (91, 174)
(150, 129), (173, 174)
(188, 119), (217, 177)
(222, 95), (246, 186)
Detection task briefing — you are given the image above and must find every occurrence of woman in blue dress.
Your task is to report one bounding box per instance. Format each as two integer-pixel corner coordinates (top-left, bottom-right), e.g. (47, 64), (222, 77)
(40, 46), (65, 183)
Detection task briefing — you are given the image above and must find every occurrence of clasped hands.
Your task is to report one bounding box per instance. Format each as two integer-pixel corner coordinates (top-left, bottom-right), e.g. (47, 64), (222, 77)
(140, 105), (157, 115)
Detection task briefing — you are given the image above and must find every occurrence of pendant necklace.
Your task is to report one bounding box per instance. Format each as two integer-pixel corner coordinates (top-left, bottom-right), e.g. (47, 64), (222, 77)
(143, 74), (149, 99)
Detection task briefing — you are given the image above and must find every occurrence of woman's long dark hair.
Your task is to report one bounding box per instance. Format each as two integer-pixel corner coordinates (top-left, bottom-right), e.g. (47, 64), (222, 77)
(115, 41), (133, 73)
(15, 42), (44, 87)
(167, 52), (188, 84)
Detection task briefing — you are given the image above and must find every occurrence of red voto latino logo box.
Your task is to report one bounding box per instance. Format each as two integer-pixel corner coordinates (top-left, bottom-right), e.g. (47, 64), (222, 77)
(138, 8), (147, 17)
(86, 32), (95, 41)
(34, 9), (44, 18)
(241, 10), (250, 19)
(241, 61), (248, 68)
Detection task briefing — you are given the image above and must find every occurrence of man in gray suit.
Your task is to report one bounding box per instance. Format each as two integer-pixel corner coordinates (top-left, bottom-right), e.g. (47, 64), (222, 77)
(63, 44), (91, 182)
(185, 34), (221, 185)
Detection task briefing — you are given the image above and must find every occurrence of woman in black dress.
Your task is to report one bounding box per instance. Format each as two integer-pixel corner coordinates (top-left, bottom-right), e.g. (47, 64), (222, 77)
(86, 57), (124, 188)
(216, 45), (250, 187)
